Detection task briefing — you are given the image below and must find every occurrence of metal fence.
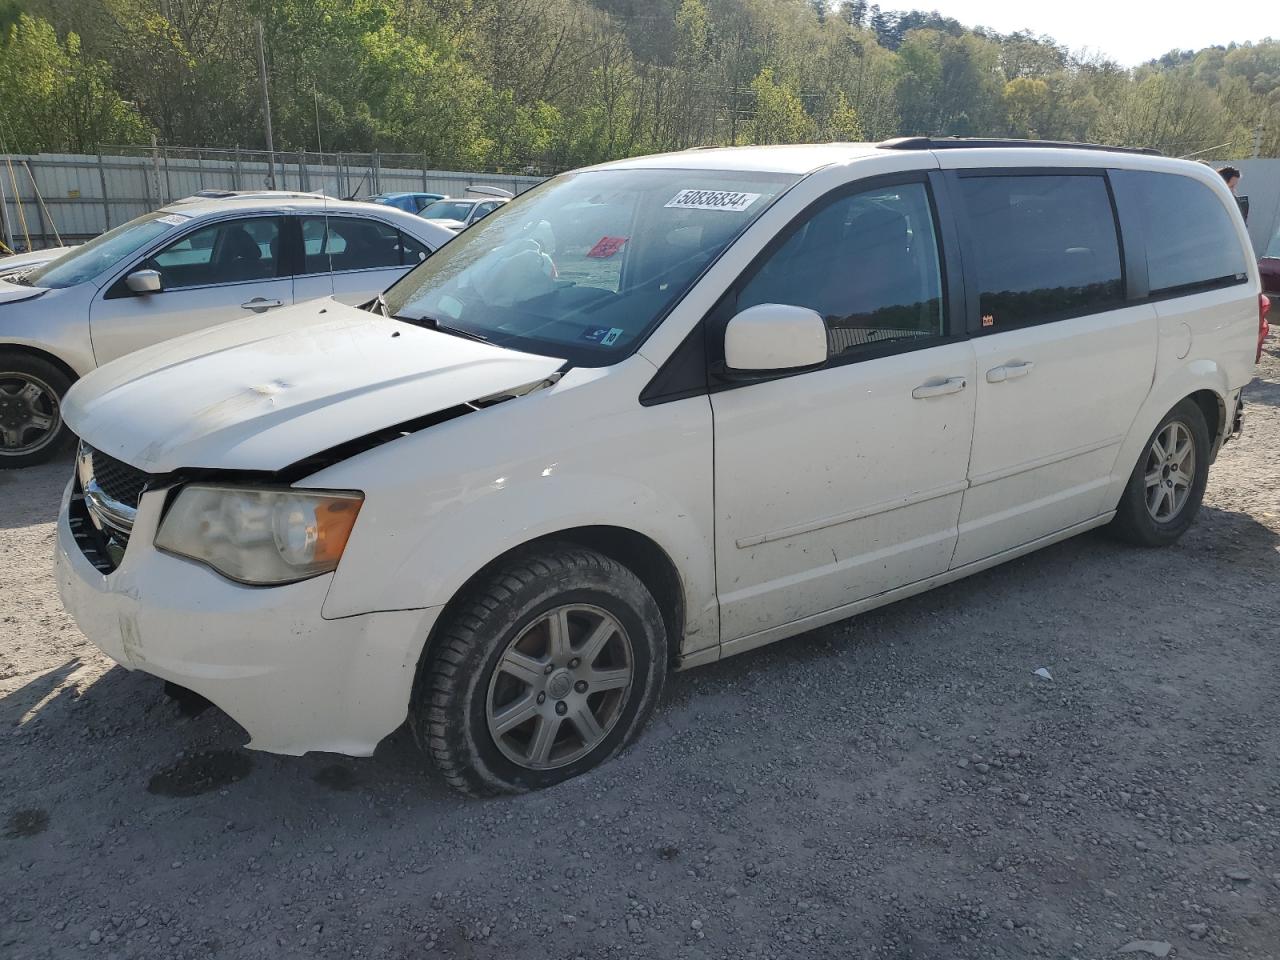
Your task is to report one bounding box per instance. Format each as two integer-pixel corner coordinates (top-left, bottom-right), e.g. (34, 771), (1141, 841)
(0, 146), (547, 251)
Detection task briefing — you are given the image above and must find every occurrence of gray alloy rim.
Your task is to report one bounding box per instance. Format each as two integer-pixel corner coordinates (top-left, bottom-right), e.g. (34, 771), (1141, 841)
(0, 373), (61, 457)
(1144, 420), (1195, 522)
(485, 603), (634, 771)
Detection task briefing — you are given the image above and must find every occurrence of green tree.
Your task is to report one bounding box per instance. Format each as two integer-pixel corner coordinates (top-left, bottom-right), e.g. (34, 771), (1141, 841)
(0, 14), (150, 152)
(747, 66), (817, 143)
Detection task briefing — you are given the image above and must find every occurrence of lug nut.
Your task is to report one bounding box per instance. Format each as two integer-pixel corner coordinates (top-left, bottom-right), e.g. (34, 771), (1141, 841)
(574, 680), (588, 693)
(536, 692), (546, 704)
(555, 701), (567, 716)
(544, 663), (554, 674)
(568, 658), (580, 668)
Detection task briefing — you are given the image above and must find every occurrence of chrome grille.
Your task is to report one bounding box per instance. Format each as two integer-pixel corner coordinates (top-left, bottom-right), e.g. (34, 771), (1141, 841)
(70, 443), (155, 572)
(90, 448), (149, 508)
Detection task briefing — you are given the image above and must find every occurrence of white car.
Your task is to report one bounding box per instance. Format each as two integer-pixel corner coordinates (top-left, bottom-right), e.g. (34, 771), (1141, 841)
(0, 197), (453, 466)
(54, 139), (1266, 795)
(419, 189), (511, 232)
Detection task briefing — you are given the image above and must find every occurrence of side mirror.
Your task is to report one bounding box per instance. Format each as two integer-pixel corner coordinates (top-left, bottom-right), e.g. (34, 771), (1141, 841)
(724, 303), (828, 373)
(125, 269), (162, 294)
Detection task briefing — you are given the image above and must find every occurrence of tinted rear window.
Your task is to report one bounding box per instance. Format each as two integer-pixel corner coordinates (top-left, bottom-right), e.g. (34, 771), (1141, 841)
(1113, 170), (1248, 295)
(958, 174), (1125, 331)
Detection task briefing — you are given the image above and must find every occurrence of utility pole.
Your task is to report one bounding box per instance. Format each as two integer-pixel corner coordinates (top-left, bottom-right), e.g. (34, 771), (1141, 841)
(256, 20), (276, 189)
(313, 86), (323, 155)
(1253, 123), (1263, 159)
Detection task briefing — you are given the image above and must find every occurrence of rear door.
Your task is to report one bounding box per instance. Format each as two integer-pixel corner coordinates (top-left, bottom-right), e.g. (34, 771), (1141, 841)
(89, 215), (291, 364)
(293, 213), (429, 305)
(947, 168), (1157, 566)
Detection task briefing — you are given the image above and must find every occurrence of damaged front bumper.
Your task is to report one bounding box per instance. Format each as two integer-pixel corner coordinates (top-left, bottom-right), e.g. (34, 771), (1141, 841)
(54, 478), (440, 756)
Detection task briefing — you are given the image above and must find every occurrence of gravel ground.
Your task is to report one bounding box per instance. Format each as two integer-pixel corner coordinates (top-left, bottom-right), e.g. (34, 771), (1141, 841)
(2, 347), (1279, 960)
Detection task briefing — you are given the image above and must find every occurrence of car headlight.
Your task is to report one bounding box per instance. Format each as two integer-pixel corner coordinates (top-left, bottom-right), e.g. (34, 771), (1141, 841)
(154, 485), (363, 585)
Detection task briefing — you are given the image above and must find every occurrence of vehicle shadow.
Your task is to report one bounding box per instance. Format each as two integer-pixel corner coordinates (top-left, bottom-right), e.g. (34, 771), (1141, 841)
(0, 453), (72, 530)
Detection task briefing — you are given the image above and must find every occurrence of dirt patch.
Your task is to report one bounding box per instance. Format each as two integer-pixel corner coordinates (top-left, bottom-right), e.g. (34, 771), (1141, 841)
(4, 808), (49, 839)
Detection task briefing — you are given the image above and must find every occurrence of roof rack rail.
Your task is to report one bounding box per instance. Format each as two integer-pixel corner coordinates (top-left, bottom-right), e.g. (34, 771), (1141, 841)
(877, 136), (1162, 157)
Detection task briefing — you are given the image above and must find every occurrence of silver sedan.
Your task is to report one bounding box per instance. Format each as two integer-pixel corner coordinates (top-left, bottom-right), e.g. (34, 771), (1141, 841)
(0, 197), (454, 467)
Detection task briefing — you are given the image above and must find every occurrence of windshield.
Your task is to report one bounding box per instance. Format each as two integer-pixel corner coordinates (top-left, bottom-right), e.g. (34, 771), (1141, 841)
(24, 211), (184, 289)
(1267, 224), (1280, 259)
(420, 200), (476, 221)
(384, 168), (800, 365)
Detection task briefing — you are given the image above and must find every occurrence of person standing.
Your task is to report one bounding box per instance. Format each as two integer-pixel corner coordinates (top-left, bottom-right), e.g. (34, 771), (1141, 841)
(1218, 166), (1248, 222)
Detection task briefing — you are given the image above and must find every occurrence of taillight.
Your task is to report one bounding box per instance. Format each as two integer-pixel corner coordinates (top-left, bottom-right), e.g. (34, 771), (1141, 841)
(1260, 294), (1272, 364)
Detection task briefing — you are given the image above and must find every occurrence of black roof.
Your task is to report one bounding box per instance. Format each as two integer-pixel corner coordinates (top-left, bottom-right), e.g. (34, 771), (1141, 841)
(877, 136), (1162, 157)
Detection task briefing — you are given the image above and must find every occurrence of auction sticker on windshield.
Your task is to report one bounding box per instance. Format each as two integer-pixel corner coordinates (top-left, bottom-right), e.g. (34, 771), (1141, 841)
(665, 189), (760, 212)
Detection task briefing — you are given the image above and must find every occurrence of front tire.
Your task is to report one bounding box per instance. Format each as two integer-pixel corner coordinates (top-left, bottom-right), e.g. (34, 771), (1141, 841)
(410, 544), (667, 795)
(1111, 398), (1210, 547)
(0, 354), (74, 468)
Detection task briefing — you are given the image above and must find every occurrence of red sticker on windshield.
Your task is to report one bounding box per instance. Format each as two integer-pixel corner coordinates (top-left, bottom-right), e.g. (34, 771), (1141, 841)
(586, 236), (628, 259)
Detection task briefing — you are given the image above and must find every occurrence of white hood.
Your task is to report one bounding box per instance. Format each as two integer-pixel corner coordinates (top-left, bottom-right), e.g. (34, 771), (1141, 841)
(62, 299), (563, 473)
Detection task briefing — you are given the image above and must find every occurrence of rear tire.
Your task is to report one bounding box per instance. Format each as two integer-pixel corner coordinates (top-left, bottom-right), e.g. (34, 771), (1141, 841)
(410, 543), (667, 796)
(0, 354), (74, 469)
(1110, 398), (1210, 547)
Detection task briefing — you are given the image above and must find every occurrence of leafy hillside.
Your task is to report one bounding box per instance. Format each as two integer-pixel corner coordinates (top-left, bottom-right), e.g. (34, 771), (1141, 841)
(1, 0), (1276, 166)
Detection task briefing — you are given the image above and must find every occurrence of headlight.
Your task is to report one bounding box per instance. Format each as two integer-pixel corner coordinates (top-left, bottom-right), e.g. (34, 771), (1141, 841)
(154, 485), (363, 585)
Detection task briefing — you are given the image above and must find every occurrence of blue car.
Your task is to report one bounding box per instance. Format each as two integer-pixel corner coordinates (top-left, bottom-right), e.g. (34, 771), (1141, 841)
(363, 192), (446, 214)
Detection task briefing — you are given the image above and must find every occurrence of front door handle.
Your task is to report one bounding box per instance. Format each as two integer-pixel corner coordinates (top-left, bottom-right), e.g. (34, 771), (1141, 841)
(911, 376), (968, 399)
(986, 360), (1035, 383)
(241, 297), (283, 313)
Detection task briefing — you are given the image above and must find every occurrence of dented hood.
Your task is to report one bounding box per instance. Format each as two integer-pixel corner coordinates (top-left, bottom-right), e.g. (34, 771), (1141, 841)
(62, 299), (564, 473)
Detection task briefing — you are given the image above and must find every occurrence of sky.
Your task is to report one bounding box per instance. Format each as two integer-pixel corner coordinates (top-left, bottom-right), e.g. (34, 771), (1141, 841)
(882, 0), (1272, 66)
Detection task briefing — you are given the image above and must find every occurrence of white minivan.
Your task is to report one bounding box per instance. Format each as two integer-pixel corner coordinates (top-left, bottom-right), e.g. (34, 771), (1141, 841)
(54, 139), (1268, 794)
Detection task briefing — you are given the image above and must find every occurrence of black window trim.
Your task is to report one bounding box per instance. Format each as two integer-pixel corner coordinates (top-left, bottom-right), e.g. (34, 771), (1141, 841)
(946, 167), (1130, 337)
(641, 169), (965, 405)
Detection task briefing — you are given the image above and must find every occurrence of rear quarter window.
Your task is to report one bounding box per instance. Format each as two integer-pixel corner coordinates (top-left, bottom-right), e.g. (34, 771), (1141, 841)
(1113, 170), (1249, 296)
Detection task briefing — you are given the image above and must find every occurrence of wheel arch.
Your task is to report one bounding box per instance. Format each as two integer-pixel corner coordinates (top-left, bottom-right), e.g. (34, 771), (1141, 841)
(1104, 362), (1232, 512)
(0, 343), (82, 386)
(412, 525), (688, 689)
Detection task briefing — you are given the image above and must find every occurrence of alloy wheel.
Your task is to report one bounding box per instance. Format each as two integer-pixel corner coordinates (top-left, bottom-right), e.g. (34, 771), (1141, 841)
(1143, 420), (1195, 522)
(485, 603), (634, 770)
(0, 373), (61, 457)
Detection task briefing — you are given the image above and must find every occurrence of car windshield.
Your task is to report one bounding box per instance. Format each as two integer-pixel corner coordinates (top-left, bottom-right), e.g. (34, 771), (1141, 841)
(420, 200), (476, 221)
(1267, 224), (1280, 259)
(384, 167), (800, 365)
(23, 211), (182, 289)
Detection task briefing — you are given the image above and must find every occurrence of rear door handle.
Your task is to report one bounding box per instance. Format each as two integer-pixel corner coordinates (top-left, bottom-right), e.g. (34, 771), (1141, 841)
(241, 297), (283, 313)
(986, 360), (1035, 383)
(911, 376), (968, 399)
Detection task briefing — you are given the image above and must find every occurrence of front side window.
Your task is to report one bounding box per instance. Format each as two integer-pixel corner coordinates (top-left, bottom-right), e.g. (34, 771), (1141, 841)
(1114, 170), (1249, 295)
(737, 181), (945, 359)
(958, 174), (1124, 331)
(146, 216), (281, 289)
(24, 212), (182, 289)
(384, 168), (799, 365)
(300, 216), (406, 273)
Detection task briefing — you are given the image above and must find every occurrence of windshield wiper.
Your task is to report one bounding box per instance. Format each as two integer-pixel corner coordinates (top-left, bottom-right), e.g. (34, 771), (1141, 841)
(400, 312), (492, 344)
(371, 293), (390, 317)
